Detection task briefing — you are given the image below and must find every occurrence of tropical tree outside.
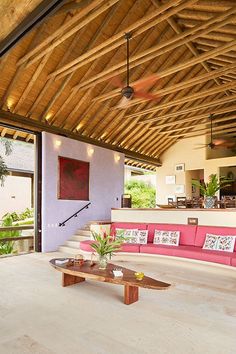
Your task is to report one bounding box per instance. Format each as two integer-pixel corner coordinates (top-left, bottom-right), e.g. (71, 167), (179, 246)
(125, 180), (156, 208)
(0, 137), (13, 186)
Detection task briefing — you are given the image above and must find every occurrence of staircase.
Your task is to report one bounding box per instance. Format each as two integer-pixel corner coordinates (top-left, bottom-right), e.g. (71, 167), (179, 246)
(58, 224), (91, 255)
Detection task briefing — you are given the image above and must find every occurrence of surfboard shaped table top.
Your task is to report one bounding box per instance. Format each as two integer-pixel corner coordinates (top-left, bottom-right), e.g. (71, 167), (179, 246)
(50, 258), (171, 305)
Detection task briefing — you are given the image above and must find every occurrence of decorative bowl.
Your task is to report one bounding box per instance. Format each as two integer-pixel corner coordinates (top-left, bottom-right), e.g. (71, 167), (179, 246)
(135, 272), (144, 281)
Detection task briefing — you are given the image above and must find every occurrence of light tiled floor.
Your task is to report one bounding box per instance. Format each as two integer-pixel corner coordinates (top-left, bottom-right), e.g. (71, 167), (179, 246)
(0, 252), (236, 354)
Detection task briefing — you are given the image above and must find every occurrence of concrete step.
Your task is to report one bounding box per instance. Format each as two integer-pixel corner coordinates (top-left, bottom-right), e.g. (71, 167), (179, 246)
(58, 245), (81, 256)
(70, 235), (91, 242)
(75, 229), (91, 236)
(65, 240), (81, 248)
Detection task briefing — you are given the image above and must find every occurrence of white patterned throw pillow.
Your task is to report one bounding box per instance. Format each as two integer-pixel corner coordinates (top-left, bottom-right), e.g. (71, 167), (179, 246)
(202, 234), (219, 250)
(153, 230), (180, 246)
(115, 228), (138, 240)
(203, 233), (236, 252)
(125, 230), (148, 244)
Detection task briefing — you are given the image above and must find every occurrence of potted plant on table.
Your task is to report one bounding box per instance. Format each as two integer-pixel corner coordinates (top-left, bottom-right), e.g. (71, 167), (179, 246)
(90, 232), (125, 269)
(192, 174), (232, 208)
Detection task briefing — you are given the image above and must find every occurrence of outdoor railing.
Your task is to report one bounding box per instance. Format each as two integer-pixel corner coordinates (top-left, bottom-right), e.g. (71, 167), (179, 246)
(0, 225), (34, 255)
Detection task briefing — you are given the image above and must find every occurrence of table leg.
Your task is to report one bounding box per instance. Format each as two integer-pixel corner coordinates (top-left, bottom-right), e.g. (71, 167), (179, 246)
(62, 273), (85, 287)
(124, 285), (139, 305)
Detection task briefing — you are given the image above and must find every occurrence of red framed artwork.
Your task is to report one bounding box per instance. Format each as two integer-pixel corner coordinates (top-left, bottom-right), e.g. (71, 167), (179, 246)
(58, 156), (89, 200)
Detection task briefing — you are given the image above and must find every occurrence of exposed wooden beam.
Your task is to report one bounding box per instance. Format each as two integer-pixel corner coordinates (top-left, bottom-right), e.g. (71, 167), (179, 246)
(48, 0), (195, 80)
(149, 104), (236, 130)
(152, 0), (227, 92)
(54, 0), (93, 15)
(126, 81), (236, 120)
(0, 109), (161, 166)
(94, 62), (236, 105)
(139, 95), (236, 124)
(1, 128), (7, 137)
(27, 0), (120, 69)
(26, 134), (33, 142)
(0, 0), (67, 57)
(168, 123), (236, 139)
(17, 0), (108, 66)
(70, 8), (236, 91)
(151, 114), (236, 134)
(58, 1), (121, 128)
(13, 131), (18, 140)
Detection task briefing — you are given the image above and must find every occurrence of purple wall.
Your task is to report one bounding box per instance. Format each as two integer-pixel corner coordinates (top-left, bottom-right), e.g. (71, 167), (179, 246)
(42, 132), (124, 252)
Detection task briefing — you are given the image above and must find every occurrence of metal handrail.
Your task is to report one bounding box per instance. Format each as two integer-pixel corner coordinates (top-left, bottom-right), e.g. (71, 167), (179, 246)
(59, 202), (91, 227)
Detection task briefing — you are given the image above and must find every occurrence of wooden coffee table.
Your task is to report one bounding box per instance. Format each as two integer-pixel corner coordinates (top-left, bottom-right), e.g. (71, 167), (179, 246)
(50, 258), (171, 305)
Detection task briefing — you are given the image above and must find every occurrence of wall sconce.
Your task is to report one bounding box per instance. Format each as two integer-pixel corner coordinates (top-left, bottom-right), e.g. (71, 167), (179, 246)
(54, 140), (62, 148)
(114, 154), (121, 163)
(87, 147), (94, 157)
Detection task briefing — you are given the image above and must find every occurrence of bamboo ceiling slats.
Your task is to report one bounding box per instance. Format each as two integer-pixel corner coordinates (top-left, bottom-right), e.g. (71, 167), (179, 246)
(0, 0), (236, 168)
(48, 0), (187, 80)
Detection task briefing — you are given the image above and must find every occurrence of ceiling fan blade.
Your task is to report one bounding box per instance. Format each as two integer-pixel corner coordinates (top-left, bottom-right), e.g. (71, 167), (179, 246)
(116, 96), (130, 109)
(134, 90), (160, 101)
(194, 146), (208, 150)
(133, 74), (160, 91)
(111, 76), (124, 88)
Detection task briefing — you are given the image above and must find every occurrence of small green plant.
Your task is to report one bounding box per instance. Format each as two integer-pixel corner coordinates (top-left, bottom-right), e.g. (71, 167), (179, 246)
(90, 232), (124, 258)
(192, 174), (232, 197)
(0, 137), (13, 186)
(125, 180), (156, 208)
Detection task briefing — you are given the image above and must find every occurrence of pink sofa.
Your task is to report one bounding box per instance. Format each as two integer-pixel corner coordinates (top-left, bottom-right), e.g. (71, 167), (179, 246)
(79, 222), (236, 267)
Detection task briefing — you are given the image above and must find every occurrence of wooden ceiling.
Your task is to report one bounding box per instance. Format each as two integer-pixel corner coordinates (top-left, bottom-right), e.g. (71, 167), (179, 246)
(0, 0), (236, 168)
(0, 125), (34, 143)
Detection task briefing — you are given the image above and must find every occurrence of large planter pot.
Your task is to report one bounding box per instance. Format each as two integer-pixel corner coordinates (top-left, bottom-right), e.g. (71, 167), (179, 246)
(204, 196), (215, 208)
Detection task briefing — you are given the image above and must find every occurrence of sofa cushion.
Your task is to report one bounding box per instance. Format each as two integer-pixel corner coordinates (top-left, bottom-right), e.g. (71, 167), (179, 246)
(79, 240), (140, 253)
(140, 244), (179, 256)
(147, 223), (197, 245)
(110, 222), (147, 237)
(195, 226), (236, 250)
(119, 243), (140, 253)
(140, 244), (232, 265)
(230, 254), (236, 267)
(80, 240), (93, 252)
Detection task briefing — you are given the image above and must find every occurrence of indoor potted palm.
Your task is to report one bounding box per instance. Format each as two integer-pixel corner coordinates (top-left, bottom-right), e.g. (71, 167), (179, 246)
(90, 232), (125, 269)
(192, 174), (232, 208)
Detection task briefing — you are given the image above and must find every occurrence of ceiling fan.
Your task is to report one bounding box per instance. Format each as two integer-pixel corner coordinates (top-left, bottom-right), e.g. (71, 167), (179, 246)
(111, 32), (160, 108)
(195, 114), (236, 150)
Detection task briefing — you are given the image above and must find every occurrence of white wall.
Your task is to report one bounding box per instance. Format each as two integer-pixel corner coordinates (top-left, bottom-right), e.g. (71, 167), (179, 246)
(156, 136), (236, 204)
(0, 176), (31, 218)
(42, 132), (124, 252)
(111, 208), (236, 227)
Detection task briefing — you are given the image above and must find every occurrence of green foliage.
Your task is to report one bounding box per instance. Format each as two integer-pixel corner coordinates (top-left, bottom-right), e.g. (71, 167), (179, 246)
(0, 137), (13, 186)
(0, 156), (8, 186)
(0, 208), (34, 255)
(125, 179), (156, 208)
(90, 232), (124, 257)
(0, 214), (19, 255)
(0, 241), (15, 255)
(2, 208), (34, 222)
(192, 174), (232, 197)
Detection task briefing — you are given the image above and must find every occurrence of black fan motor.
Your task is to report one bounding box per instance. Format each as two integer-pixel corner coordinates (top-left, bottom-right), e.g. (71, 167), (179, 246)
(121, 86), (134, 99)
